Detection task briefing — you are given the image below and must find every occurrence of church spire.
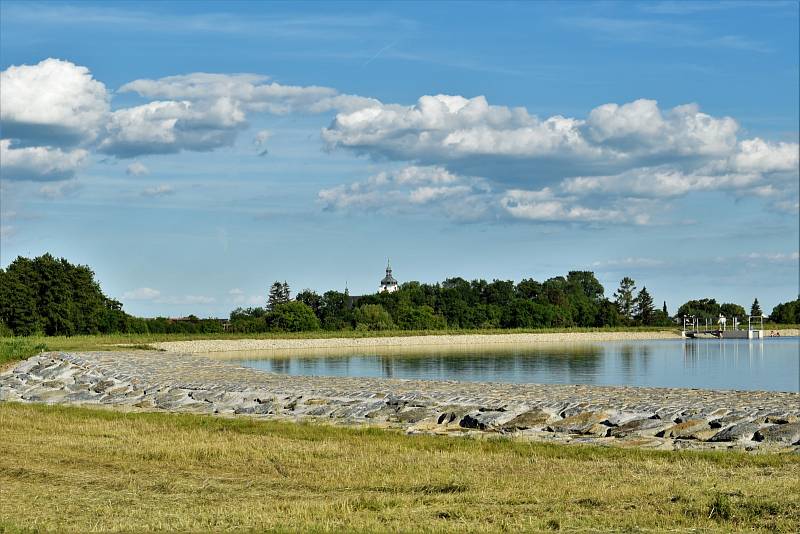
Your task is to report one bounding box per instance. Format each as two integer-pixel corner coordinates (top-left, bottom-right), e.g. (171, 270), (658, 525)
(379, 258), (398, 293)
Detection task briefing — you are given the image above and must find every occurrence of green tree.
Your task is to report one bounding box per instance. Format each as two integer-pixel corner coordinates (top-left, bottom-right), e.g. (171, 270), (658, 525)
(613, 277), (637, 323)
(0, 254), (124, 336)
(634, 287), (655, 325)
(750, 298), (762, 317)
(395, 305), (446, 330)
(770, 299), (800, 324)
(319, 290), (353, 330)
(567, 271), (605, 302)
(662, 301), (668, 315)
(268, 281), (290, 310)
(265, 302), (320, 332)
(720, 303), (746, 319)
(354, 304), (395, 331)
(676, 299), (720, 322)
(295, 289), (322, 317)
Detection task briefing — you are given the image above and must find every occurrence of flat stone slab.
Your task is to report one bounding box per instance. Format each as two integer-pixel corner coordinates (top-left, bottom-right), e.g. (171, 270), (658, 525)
(2, 351), (799, 452)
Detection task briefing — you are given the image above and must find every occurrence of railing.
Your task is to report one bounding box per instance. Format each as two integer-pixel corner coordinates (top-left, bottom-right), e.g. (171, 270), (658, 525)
(682, 314), (766, 337)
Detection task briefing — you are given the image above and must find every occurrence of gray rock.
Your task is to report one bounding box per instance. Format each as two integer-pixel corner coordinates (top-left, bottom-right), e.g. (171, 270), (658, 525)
(24, 389), (69, 403)
(709, 421), (763, 442)
(332, 401), (386, 419)
(661, 419), (710, 439)
(547, 411), (611, 436)
(12, 357), (45, 375)
(609, 418), (673, 438)
(234, 402), (276, 415)
(499, 409), (551, 431)
(604, 411), (657, 427)
(391, 406), (436, 423)
(754, 423), (800, 445)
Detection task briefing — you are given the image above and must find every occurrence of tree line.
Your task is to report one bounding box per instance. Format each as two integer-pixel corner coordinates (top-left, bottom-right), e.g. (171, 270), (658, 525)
(1, 254), (797, 336)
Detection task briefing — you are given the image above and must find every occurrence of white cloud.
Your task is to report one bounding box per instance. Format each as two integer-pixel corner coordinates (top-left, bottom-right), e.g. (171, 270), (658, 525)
(38, 179), (81, 199)
(122, 287), (161, 300)
(98, 99), (246, 157)
(96, 72), (371, 158)
(141, 184), (174, 197)
(0, 139), (88, 182)
(729, 138), (798, 174)
(154, 294), (216, 305)
(319, 165), (493, 220)
(499, 188), (647, 224)
(126, 161), (150, 176)
(743, 251), (800, 263)
(229, 288), (265, 306)
(585, 100), (738, 157)
(321, 96), (752, 178)
(320, 165), (651, 224)
(122, 287), (215, 305)
(320, 95), (792, 222)
(0, 58), (109, 147)
(253, 129), (272, 146)
(181, 295), (216, 304)
(591, 257), (667, 268)
(253, 129), (272, 156)
(119, 72), (337, 114)
(774, 199), (799, 214)
(0, 60), (375, 161)
(562, 166), (765, 198)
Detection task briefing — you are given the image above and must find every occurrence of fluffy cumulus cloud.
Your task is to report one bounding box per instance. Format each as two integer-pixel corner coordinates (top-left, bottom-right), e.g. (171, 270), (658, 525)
(97, 72), (375, 157)
(0, 58), (110, 147)
(0, 58), (368, 173)
(321, 94), (799, 223)
(319, 164), (655, 224)
(319, 165), (495, 220)
(0, 139), (88, 182)
(2, 58), (796, 225)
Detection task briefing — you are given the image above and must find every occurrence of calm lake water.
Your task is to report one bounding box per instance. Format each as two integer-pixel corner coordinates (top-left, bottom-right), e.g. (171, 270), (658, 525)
(221, 338), (800, 392)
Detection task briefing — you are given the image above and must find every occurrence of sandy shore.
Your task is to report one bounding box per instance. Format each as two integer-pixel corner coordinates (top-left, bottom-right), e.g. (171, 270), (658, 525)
(154, 330), (686, 353)
(152, 329), (799, 354)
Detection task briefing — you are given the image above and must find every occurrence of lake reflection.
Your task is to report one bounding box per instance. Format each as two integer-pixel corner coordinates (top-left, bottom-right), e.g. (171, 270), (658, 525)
(219, 338), (800, 392)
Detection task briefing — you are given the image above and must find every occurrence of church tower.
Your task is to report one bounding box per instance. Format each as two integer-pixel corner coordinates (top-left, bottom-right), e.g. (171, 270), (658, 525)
(379, 259), (398, 293)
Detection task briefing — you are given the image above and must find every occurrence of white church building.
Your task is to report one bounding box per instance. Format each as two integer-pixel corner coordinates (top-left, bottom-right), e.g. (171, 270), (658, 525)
(379, 260), (399, 293)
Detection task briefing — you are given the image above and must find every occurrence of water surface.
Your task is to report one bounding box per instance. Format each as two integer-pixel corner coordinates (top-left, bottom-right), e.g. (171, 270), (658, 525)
(219, 338), (800, 392)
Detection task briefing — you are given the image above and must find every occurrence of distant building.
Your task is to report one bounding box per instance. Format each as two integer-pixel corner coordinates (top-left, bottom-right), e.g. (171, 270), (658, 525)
(379, 260), (399, 293)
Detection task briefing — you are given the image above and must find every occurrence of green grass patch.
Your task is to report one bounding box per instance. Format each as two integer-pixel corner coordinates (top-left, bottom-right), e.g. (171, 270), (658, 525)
(0, 402), (798, 532)
(0, 338), (49, 367)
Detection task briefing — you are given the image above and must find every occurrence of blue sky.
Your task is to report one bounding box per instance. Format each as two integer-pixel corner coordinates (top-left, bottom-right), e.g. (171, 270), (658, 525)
(1, 0), (798, 317)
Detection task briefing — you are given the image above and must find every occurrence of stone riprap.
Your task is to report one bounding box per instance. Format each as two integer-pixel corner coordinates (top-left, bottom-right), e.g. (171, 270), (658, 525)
(2, 351), (799, 452)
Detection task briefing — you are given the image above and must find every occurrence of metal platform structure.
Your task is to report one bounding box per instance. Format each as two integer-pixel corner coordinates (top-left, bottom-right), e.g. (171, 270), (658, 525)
(681, 314), (765, 339)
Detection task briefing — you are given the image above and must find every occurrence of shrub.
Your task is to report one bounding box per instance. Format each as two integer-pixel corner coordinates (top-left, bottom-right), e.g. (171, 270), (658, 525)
(266, 302), (320, 332)
(354, 304), (395, 331)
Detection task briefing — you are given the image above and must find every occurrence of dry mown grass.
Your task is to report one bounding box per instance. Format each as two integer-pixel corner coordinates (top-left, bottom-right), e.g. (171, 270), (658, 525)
(1, 403), (798, 532)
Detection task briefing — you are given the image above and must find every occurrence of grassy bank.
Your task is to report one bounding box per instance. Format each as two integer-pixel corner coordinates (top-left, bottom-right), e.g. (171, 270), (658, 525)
(0, 403), (797, 532)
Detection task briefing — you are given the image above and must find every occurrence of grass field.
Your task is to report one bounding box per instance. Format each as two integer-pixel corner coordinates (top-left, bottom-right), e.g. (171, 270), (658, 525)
(0, 403), (798, 532)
